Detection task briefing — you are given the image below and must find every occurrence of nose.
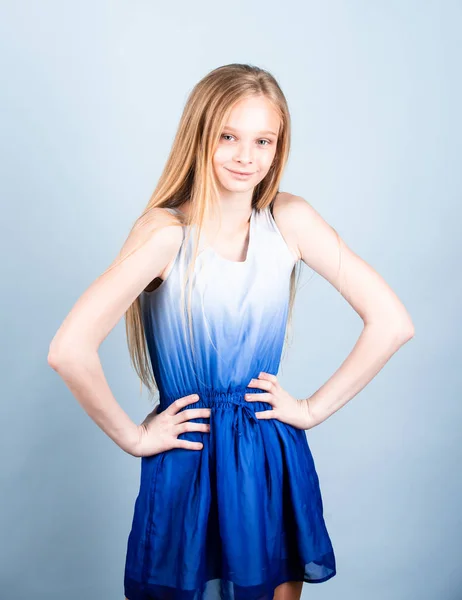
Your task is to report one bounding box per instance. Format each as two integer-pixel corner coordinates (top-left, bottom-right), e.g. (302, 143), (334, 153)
(233, 141), (254, 165)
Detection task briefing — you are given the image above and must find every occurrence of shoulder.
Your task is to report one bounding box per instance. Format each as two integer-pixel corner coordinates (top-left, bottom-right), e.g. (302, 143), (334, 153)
(120, 207), (185, 289)
(273, 191), (351, 282)
(121, 206), (184, 273)
(272, 191), (314, 219)
(271, 192), (316, 261)
(130, 207), (184, 248)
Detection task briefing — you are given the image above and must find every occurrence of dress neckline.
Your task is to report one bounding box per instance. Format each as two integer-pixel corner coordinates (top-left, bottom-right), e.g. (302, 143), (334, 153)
(182, 206), (255, 266)
(165, 205), (256, 266)
(203, 207), (255, 266)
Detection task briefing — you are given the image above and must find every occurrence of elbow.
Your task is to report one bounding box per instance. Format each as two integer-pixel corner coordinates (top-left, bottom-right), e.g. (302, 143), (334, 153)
(47, 339), (62, 371)
(47, 350), (72, 372)
(390, 320), (415, 345)
(395, 313), (415, 342)
(47, 339), (95, 372)
(364, 317), (415, 345)
(47, 351), (59, 371)
(47, 345), (71, 372)
(402, 322), (415, 341)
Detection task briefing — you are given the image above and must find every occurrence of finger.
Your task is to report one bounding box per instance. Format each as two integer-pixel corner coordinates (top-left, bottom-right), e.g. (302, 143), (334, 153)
(257, 372), (278, 384)
(173, 407), (211, 424)
(174, 439), (204, 450)
(254, 410), (277, 420)
(248, 378), (273, 392)
(174, 422), (210, 434)
(165, 394), (200, 415)
(244, 392), (274, 403)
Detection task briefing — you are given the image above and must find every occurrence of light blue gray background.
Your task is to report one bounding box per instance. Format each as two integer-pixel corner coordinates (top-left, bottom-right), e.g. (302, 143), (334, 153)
(1, 1), (460, 599)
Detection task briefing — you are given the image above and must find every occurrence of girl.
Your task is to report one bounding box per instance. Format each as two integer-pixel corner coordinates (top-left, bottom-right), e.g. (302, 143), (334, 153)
(48, 63), (414, 600)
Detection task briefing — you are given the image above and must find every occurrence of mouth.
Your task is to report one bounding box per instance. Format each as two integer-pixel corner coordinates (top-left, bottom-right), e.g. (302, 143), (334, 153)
(226, 168), (255, 176)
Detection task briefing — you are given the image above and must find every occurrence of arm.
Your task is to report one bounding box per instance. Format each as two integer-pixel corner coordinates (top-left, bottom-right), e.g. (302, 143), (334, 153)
(277, 194), (415, 427)
(47, 208), (183, 455)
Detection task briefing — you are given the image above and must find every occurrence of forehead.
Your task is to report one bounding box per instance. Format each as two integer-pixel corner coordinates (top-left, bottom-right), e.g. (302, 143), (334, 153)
(224, 96), (280, 135)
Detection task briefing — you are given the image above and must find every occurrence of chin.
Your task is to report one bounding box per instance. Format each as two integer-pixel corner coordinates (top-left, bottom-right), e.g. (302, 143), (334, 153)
(220, 181), (254, 192)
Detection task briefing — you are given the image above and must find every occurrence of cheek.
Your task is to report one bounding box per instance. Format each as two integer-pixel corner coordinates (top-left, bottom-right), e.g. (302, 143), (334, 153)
(213, 146), (231, 165)
(260, 150), (276, 171)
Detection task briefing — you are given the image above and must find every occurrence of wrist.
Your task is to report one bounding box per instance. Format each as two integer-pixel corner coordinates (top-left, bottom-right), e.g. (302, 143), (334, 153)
(304, 396), (324, 429)
(120, 423), (143, 457)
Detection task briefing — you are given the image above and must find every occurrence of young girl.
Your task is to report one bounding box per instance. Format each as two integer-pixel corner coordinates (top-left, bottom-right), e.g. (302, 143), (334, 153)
(48, 63), (414, 600)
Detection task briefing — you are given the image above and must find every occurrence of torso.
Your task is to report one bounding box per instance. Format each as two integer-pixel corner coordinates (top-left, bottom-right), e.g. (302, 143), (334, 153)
(139, 197), (298, 401)
(147, 191), (298, 292)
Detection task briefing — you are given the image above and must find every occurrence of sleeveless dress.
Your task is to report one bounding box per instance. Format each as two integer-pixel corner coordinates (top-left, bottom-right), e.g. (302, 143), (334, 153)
(124, 202), (336, 600)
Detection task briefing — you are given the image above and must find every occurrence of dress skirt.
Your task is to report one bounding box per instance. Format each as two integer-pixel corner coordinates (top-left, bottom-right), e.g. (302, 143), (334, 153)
(124, 388), (336, 600)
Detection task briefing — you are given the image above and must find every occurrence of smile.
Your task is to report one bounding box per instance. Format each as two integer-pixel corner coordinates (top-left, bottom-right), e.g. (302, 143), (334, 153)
(226, 168), (255, 177)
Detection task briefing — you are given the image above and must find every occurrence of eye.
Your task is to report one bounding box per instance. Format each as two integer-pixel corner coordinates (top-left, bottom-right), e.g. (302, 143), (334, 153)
(258, 139), (271, 146)
(222, 134), (235, 141)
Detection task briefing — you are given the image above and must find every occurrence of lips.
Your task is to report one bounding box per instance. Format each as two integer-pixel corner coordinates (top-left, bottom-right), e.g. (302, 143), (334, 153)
(227, 168), (254, 175)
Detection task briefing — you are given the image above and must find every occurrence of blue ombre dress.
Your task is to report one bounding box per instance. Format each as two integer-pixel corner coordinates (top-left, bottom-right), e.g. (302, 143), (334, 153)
(124, 202), (336, 600)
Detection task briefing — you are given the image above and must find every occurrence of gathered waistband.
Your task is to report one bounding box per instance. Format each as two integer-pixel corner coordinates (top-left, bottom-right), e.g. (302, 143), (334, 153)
(158, 387), (273, 430)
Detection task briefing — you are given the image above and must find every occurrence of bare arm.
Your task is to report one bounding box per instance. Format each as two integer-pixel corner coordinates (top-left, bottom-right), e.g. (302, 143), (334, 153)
(47, 208), (183, 455)
(276, 194), (415, 427)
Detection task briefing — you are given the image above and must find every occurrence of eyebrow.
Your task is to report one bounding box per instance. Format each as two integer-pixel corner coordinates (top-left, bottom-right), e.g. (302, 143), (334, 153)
(223, 126), (278, 137)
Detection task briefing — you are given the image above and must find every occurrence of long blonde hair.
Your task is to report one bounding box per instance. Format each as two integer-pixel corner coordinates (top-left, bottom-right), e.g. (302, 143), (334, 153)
(104, 63), (315, 400)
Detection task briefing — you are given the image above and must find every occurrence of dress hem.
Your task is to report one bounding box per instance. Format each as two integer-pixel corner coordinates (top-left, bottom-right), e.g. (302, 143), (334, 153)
(124, 567), (337, 600)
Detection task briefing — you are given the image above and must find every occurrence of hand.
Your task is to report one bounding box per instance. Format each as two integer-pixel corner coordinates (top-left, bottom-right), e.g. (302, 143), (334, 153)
(132, 394), (211, 458)
(245, 372), (318, 430)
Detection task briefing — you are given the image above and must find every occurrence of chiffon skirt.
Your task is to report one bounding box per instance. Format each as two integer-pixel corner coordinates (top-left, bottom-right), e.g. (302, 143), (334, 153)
(124, 388), (336, 600)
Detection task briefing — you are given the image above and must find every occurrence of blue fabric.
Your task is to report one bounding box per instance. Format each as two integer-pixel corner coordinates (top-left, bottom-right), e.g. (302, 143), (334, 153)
(124, 204), (336, 599)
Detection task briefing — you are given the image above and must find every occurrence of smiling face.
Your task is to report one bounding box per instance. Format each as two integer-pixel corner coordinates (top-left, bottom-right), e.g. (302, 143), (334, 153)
(212, 94), (281, 196)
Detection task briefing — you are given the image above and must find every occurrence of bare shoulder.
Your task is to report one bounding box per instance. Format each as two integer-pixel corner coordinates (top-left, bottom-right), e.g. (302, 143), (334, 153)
(123, 207), (183, 284)
(271, 192), (309, 261)
(123, 206), (182, 267)
(126, 207), (183, 251)
(272, 191), (313, 221)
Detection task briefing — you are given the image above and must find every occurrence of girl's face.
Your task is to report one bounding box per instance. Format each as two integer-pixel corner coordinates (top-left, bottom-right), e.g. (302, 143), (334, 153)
(212, 95), (280, 195)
